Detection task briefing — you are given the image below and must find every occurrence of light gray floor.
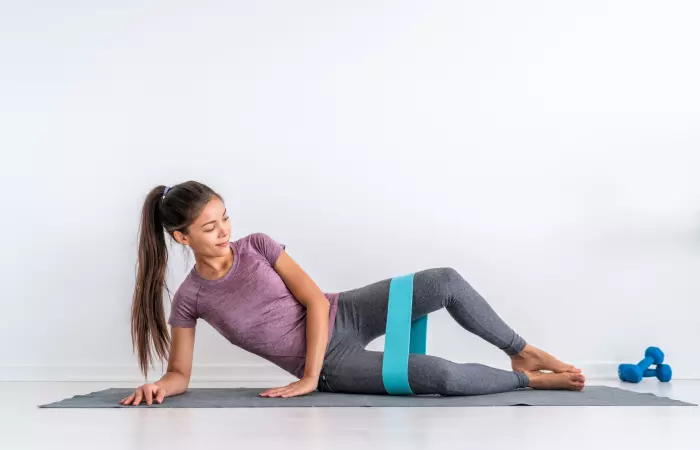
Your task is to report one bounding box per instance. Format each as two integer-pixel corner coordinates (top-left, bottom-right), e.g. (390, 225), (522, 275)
(1, 379), (698, 450)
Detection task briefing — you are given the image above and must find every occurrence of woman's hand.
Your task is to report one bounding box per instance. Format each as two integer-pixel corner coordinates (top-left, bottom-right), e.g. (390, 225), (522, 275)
(120, 383), (166, 406)
(259, 376), (319, 398)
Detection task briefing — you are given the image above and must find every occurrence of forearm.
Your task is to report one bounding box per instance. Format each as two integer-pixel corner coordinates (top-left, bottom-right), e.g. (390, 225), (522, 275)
(303, 300), (330, 380)
(154, 371), (189, 397)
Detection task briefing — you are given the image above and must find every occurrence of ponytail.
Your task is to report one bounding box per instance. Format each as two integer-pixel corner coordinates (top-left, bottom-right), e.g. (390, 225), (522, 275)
(131, 185), (171, 379)
(130, 181), (222, 379)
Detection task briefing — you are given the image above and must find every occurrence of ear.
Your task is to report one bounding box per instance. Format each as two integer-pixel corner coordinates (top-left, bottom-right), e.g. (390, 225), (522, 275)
(173, 230), (190, 246)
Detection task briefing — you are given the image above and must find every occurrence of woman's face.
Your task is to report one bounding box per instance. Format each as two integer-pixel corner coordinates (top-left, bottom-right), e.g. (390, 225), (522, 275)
(175, 196), (231, 257)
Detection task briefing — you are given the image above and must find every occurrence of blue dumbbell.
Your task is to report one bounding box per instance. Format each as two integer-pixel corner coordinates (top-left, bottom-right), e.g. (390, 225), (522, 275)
(618, 347), (665, 383)
(643, 364), (672, 382)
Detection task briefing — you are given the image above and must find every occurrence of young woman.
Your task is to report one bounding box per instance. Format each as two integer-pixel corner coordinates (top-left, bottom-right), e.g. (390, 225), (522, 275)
(121, 181), (585, 406)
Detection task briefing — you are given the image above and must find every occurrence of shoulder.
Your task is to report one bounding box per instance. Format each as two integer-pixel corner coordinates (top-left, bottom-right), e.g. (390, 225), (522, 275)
(172, 274), (201, 307)
(238, 232), (283, 249)
(239, 232), (286, 265)
(168, 276), (201, 327)
(246, 232), (274, 246)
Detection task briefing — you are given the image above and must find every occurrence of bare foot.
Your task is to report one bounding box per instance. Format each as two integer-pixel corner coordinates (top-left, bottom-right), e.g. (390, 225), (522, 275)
(510, 344), (582, 374)
(523, 370), (585, 391)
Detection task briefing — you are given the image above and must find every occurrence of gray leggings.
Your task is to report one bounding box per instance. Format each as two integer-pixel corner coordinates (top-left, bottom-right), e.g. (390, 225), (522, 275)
(317, 267), (530, 396)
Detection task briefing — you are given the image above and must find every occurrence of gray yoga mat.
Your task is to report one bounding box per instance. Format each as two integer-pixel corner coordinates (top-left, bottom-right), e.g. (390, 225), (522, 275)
(38, 386), (695, 408)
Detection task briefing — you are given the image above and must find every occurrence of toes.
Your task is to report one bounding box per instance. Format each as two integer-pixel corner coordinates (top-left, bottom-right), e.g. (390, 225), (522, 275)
(569, 378), (585, 391)
(551, 363), (580, 374)
(557, 364), (581, 374)
(568, 373), (586, 382)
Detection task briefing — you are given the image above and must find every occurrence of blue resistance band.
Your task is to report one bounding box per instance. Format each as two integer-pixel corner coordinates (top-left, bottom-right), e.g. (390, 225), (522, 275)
(381, 273), (428, 395)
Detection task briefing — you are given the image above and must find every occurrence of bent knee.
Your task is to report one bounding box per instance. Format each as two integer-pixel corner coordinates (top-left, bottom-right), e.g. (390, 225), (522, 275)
(434, 267), (466, 291)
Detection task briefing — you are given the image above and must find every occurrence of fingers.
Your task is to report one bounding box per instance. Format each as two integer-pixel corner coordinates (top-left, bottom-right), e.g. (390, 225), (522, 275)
(259, 384), (294, 397)
(155, 387), (165, 404)
(120, 385), (165, 406)
(133, 389), (143, 406)
(274, 387), (296, 398)
(144, 386), (154, 406)
(259, 378), (319, 398)
(120, 393), (134, 405)
(260, 388), (288, 397)
(262, 387), (294, 398)
(262, 387), (294, 397)
(280, 385), (315, 398)
(280, 388), (302, 398)
(260, 383), (313, 398)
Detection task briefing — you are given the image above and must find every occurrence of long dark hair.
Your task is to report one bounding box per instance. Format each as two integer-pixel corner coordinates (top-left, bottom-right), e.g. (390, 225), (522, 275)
(131, 181), (223, 379)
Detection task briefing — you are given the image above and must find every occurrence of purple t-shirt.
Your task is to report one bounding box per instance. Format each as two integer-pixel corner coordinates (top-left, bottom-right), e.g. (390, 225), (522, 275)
(167, 232), (340, 379)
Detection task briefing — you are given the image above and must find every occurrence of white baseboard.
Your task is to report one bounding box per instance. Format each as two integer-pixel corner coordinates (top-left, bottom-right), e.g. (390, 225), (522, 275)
(0, 364), (297, 383)
(1, 362), (697, 382)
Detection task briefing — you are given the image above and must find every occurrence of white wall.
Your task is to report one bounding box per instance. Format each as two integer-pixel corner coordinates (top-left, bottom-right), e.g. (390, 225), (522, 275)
(2, 0), (698, 382)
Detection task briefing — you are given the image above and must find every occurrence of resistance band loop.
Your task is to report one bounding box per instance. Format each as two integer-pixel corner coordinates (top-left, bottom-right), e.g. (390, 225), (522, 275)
(381, 273), (428, 395)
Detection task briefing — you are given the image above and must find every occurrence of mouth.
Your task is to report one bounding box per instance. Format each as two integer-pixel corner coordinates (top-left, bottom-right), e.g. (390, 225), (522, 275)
(216, 241), (229, 248)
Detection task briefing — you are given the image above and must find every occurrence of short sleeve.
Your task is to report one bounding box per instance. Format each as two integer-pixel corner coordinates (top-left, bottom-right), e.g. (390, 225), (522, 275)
(167, 289), (198, 328)
(249, 232), (286, 266)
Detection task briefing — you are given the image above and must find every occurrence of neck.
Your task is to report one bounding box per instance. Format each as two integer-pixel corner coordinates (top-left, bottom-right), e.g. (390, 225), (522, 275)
(194, 246), (234, 281)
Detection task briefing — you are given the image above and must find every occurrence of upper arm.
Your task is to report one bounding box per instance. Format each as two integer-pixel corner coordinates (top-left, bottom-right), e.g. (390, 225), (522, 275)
(168, 289), (198, 328)
(166, 288), (198, 379)
(167, 326), (195, 380)
(249, 232), (327, 308)
(273, 250), (329, 309)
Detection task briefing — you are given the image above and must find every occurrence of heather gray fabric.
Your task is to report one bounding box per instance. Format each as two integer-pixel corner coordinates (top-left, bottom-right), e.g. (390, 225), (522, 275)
(38, 386), (696, 408)
(318, 267), (529, 396)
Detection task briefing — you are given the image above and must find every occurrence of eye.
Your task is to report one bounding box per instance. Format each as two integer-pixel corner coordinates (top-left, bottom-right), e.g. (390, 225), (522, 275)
(224, 216), (229, 221)
(206, 228), (215, 232)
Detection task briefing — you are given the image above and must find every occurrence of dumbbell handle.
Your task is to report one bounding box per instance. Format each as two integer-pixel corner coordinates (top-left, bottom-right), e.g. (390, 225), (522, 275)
(643, 364), (672, 382)
(637, 356), (654, 370)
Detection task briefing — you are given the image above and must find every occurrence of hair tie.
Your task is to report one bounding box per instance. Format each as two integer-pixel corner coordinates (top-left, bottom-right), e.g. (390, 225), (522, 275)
(163, 186), (171, 198)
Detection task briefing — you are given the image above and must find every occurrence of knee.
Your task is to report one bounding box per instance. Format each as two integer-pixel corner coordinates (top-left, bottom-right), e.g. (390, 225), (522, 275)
(435, 267), (466, 290)
(437, 267), (461, 282)
(414, 267), (468, 305)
